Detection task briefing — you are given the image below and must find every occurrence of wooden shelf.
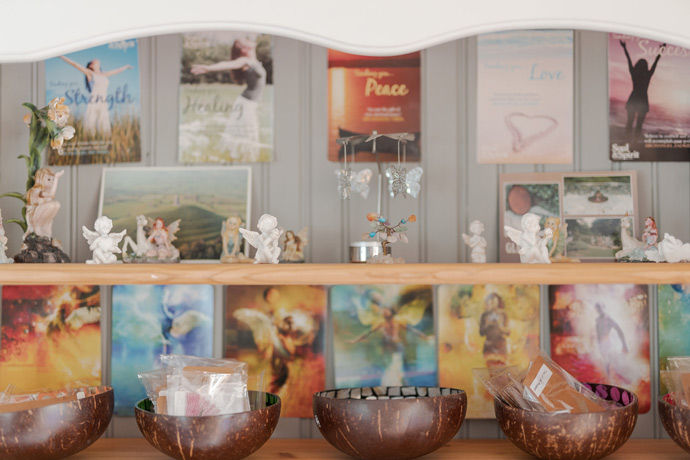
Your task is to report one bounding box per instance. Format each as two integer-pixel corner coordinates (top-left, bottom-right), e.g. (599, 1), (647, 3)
(0, 262), (689, 286)
(70, 438), (688, 459)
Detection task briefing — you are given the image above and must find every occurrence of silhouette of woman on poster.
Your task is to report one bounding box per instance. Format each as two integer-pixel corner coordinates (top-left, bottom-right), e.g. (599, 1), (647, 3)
(191, 38), (267, 162)
(619, 40), (665, 136)
(595, 302), (629, 380)
(58, 55), (133, 137)
(479, 293), (509, 367)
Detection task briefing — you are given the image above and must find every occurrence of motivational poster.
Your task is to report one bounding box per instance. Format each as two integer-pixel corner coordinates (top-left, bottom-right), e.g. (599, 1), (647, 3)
(438, 284), (540, 418)
(111, 285), (214, 416)
(609, 34), (690, 161)
(225, 285), (326, 418)
(477, 30), (574, 164)
(179, 32), (274, 163)
(45, 40), (141, 165)
(549, 284), (651, 413)
(331, 285), (436, 388)
(0, 285), (101, 391)
(328, 51), (421, 162)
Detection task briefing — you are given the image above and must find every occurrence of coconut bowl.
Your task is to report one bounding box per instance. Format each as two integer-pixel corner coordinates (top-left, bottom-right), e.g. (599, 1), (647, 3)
(495, 383), (638, 460)
(0, 386), (114, 460)
(659, 397), (690, 454)
(135, 391), (280, 460)
(313, 386), (467, 460)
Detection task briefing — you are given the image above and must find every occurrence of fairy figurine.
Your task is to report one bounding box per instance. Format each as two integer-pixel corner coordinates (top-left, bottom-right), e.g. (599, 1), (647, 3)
(146, 217), (181, 261)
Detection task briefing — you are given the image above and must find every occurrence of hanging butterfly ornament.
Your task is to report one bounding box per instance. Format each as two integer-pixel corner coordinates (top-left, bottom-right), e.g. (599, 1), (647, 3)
(381, 133), (423, 198)
(335, 136), (372, 199)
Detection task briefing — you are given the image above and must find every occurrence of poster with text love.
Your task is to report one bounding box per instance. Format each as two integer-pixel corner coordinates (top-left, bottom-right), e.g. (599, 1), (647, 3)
(477, 30), (573, 164)
(609, 34), (690, 161)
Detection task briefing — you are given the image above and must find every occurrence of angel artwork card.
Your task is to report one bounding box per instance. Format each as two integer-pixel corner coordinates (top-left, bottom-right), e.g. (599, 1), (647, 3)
(225, 286), (326, 418)
(657, 285), (690, 394)
(0, 285), (101, 392)
(437, 284), (540, 418)
(111, 285), (214, 416)
(549, 284), (651, 413)
(331, 285), (436, 388)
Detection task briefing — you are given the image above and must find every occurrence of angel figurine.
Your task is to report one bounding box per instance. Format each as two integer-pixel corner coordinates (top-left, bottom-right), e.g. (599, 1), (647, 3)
(82, 216), (126, 264)
(240, 214), (283, 264)
(280, 227), (308, 262)
(462, 220), (487, 263)
(145, 217), (181, 261)
(0, 210), (13, 264)
(504, 213), (552, 264)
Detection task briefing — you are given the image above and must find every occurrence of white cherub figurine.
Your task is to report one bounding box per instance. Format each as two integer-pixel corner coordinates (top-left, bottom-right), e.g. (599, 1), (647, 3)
(240, 214), (283, 264)
(0, 209), (13, 264)
(504, 213), (552, 264)
(462, 220), (487, 263)
(82, 216), (127, 264)
(647, 233), (690, 263)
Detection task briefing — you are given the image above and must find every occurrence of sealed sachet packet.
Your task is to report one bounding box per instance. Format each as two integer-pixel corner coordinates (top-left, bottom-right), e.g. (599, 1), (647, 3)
(166, 371), (249, 416)
(138, 369), (168, 413)
(473, 366), (544, 411)
(160, 354), (248, 379)
(522, 352), (610, 413)
(663, 357), (690, 407)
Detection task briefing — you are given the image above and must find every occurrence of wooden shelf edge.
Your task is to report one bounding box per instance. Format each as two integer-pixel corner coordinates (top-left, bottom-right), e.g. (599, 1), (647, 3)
(0, 262), (688, 285)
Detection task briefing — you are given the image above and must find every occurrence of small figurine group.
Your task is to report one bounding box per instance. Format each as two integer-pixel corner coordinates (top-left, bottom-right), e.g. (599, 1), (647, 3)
(617, 216), (690, 263)
(222, 215), (308, 264)
(503, 213), (580, 264)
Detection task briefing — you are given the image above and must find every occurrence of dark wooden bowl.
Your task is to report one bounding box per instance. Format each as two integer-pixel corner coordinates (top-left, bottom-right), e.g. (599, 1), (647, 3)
(313, 386), (467, 460)
(135, 391), (280, 460)
(0, 386), (113, 460)
(495, 383), (638, 460)
(659, 398), (690, 454)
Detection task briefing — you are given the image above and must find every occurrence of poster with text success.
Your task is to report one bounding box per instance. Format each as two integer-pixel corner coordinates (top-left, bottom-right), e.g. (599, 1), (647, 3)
(438, 284), (540, 418)
(331, 285), (436, 388)
(179, 32), (274, 163)
(225, 286), (326, 418)
(45, 40), (141, 165)
(0, 285), (101, 392)
(609, 34), (690, 161)
(328, 51), (421, 162)
(477, 30), (573, 164)
(111, 285), (214, 416)
(549, 284), (650, 413)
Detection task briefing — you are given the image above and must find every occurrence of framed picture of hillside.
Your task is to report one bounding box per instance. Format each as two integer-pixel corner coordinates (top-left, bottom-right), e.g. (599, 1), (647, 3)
(99, 166), (251, 260)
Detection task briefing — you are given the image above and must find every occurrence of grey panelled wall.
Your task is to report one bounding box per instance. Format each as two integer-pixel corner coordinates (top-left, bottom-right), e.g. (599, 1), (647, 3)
(0, 31), (687, 439)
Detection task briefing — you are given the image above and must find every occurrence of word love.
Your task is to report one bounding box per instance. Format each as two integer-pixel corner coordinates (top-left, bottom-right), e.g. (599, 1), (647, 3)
(364, 77), (409, 97)
(528, 63), (564, 80)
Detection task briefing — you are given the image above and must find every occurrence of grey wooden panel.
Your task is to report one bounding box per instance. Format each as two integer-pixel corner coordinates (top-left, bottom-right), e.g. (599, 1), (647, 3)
(421, 43), (462, 262)
(0, 64), (36, 256)
(152, 34), (181, 167)
(657, 163), (690, 236)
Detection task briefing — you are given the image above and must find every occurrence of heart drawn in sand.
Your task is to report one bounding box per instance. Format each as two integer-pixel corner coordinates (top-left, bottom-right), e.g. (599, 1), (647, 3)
(504, 112), (558, 153)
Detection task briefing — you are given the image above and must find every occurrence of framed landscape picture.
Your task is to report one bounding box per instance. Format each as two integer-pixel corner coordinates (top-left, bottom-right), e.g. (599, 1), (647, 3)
(99, 166), (251, 260)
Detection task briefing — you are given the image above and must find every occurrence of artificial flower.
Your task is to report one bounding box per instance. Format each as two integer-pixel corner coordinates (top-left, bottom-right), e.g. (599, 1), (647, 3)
(399, 233), (409, 243)
(408, 215), (417, 222)
(22, 113), (31, 126)
(61, 125), (75, 140)
(367, 212), (378, 221)
(47, 97), (70, 127)
(50, 135), (64, 151)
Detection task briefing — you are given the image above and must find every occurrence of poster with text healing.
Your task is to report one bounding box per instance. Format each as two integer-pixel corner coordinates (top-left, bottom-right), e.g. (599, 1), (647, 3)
(179, 32), (274, 163)
(225, 285), (326, 418)
(45, 40), (141, 165)
(438, 284), (540, 418)
(328, 51), (421, 162)
(549, 284), (650, 413)
(331, 285), (435, 388)
(0, 285), (101, 392)
(477, 30), (573, 164)
(609, 34), (690, 161)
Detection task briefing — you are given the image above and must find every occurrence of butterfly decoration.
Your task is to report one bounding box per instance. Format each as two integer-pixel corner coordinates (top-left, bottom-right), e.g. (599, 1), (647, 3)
(386, 166), (423, 198)
(335, 168), (353, 199)
(336, 168), (372, 200)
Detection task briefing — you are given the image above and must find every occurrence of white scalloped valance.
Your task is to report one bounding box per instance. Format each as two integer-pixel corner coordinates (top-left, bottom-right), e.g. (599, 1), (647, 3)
(2, 0), (688, 61)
